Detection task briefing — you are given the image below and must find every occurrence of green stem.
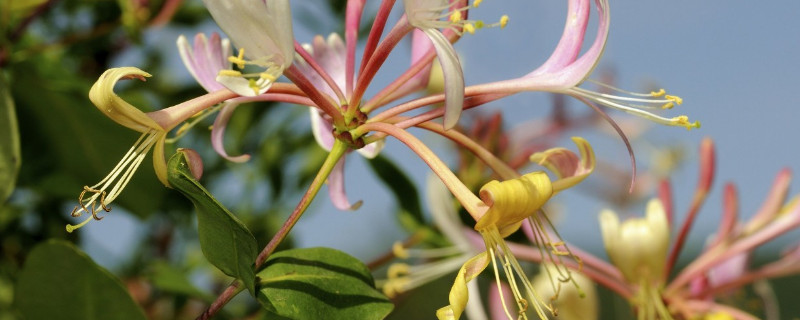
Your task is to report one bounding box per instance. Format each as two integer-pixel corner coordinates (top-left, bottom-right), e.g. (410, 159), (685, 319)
(197, 141), (347, 320)
(255, 140), (348, 267)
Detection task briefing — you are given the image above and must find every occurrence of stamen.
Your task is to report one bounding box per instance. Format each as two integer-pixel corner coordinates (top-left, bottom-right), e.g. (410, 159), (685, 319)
(393, 241), (410, 259)
(228, 48), (246, 69)
(68, 130), (162, 231)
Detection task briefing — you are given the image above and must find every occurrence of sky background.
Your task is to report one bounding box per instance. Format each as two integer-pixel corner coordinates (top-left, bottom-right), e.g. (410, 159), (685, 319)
(85, 1), (800, 271)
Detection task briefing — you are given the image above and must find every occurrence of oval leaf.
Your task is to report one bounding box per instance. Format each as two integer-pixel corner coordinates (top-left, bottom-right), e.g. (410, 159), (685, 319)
(257, 247), (393, 320)
(167, 152), (258, 293)
(15, 241), (146, 320)
(0, 76), (20, 203)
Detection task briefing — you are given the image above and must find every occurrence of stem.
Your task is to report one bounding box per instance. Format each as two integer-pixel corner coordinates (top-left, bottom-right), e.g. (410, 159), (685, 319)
(196, 141), (347, 319)
(664, 138), (715, 278)
(357, 0), (396, 78)
(255, 140), (348, 266)
(284, 65), (345, 126)
(294, 41), (347, 103)
(196, 280), (244, 320)
(359, 122), (484, 219)
(413, 121), (518, 180)
(351, 17), (413, 108)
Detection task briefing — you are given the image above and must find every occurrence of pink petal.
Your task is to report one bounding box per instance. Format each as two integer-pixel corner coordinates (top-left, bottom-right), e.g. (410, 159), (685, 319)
(328, 156), (362, 210)
(528, 0), (591, 75)
(210, 101), (251, 163)
(310, 108), (335, 151)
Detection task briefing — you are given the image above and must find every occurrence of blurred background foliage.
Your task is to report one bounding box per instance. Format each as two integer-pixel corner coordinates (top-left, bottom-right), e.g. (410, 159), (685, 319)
(2, 0), (800, 319)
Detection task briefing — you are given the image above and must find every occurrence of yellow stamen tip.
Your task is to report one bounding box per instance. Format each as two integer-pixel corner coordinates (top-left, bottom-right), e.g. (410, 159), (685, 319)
(672, 115), (700, 130)
(661, 102), (674, 109)
(388, 263), (411, 279)
(463, 23), (476, 34)
(393, 241), (410, 259)
(449, 11), (462, 23)
(650, 88), (666, 97)
(218, 70), (242, 77)
(665, 94), (683, 105)
(500, 15), (509, 28)
(474, 0), (483, 7)
(227, 48), (246, 69)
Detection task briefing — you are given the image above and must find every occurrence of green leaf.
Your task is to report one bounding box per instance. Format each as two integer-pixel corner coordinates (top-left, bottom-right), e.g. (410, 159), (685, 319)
(256, 247), (393, 320)
(0, 75), (20, 203)
(366, 155), (424, 230)
(167, 151), (258, 294)
(147, 261), (213, 302)
(15, 240), (146, 320)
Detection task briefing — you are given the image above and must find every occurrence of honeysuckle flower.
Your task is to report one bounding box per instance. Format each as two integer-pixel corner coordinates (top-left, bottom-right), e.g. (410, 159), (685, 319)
(202, 0), (294, 96)
(176, 32), (253, 163)
(68, 67), (236, 233)
(67, 67), (171, 233)
(403, 0), (507, 129)
(177, 32), (231, 92)
(600, 199), (671, 318)
(435, 137), (596, 320)
(299, 34), (385, 209)
(473, 0), (698, 130)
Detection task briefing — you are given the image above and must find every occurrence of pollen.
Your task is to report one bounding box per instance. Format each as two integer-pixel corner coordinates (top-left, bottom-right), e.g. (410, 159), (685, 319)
(665, 94), (683, 105)
(500, 15), (509, 28)
(388, 263), (411, 279)
(228, 48), (246, 69)
(393, 241), (410, 259)
(218, 70), (242, 77)
(650, 88), (666, 97)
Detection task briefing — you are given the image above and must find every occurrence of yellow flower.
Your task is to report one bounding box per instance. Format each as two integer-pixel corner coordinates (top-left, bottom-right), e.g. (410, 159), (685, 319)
(438, 137), (596, 320)
(68, 67), (170, 232)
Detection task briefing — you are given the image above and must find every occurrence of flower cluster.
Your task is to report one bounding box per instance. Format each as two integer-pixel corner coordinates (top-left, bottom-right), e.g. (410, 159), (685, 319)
(66, 0), (731, 319)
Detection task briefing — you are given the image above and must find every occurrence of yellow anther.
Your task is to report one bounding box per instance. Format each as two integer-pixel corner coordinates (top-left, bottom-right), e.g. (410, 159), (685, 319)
(388, 263), (411, 279)
(549, 241), (569, 255)
(463, 23), (476, 34)
(650, 88), (666, 97)
(661, 102), (674, 110)
(665, 94), (683, 105)
(228, 48), (246, 69)
(474, 20), (484, 29)
(218, 69), (242, 77)
(474, 0), (483, 7)
(500, 15), (509, 28)
(393, 241), (410, 259)
(383, 277), (410, 298)
(449, 11), (462, 23)
(672, 115), (701, 130)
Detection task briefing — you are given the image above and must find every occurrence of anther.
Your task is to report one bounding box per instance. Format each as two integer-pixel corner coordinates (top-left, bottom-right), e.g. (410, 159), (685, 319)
(650, 89), (666, 97)
(393, 241), (410, 259)
(500, 15), (509, 28)
(228, 48), (246, 69)
(665, 95), (683, 105)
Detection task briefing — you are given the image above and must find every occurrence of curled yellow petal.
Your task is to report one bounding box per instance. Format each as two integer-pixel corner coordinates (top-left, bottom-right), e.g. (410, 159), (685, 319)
(436, 252), (490, 320)
(474, 172), (553, 236)
(529, 137), (595, 192)
(89, 67), (163, 133)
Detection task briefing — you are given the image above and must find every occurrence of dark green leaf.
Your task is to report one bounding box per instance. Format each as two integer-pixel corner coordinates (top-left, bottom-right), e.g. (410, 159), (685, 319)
(366, 155), (424, 230)
(256, 247), (393, 320)
(167, 151), (258, 294)
(15, 240), (146, 320)
(0, 75), (20, 203)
